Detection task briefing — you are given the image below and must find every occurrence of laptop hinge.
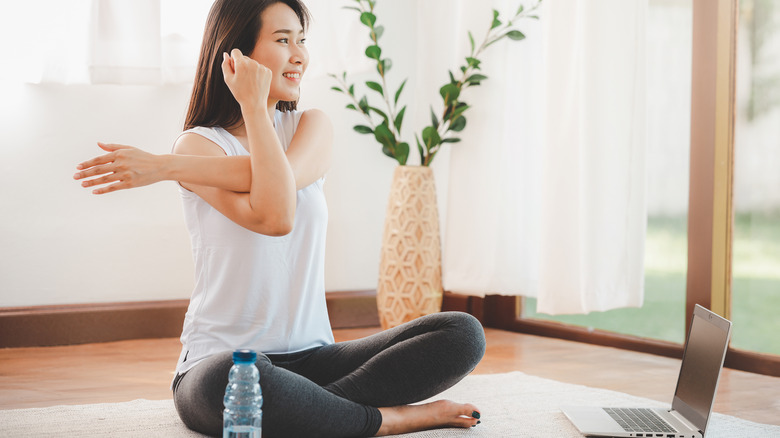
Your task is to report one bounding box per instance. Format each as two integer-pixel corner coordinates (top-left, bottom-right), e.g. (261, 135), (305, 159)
(667, 410), (702, 438)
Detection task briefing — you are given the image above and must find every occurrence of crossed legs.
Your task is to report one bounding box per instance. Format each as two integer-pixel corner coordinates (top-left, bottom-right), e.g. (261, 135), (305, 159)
(173, 312), (486, 437)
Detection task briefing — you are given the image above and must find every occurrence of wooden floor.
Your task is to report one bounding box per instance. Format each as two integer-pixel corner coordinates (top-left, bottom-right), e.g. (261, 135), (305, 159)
(1, 327), (778, 426)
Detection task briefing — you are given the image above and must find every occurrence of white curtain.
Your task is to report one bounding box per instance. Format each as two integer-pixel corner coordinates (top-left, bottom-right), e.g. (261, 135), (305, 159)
(23, 0), (212, 85)
(442, 0), (647, 315)
(23, 0), (370, 85)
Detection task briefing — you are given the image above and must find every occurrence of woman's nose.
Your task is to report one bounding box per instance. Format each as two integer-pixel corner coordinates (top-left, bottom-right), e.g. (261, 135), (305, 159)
(290, 45), (306, 65)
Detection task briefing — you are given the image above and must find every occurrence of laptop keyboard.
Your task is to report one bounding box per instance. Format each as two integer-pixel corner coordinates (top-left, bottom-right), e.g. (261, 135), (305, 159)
(604, 407), (677, 433)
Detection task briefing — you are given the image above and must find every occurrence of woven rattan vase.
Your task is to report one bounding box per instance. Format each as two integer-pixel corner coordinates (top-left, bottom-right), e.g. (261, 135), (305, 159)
(377, 166), (443, 329)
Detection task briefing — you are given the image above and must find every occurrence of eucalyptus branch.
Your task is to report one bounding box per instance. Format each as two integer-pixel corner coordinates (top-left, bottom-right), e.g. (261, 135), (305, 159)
(330, 0), (541, 166)
(360, 1), (401, 137)
(421, 0), (542, 166)
(330, 73), (376, 131)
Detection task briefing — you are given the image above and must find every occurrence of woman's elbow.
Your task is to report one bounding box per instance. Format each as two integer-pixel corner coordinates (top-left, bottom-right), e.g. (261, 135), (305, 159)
(267, 217), (294, 236)
(250, 212), (294, 236)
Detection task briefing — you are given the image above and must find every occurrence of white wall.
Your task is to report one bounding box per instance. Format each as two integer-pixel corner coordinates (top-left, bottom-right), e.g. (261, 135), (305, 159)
(0, 0), (455, 307)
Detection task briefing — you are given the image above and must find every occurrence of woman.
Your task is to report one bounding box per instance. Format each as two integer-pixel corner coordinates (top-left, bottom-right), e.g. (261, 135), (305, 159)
(74, 0), (485, 436)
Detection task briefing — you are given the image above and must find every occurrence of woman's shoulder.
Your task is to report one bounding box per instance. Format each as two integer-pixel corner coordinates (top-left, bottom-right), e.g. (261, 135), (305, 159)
(174, 126), (231, 156)
(277, 109), (330, 131)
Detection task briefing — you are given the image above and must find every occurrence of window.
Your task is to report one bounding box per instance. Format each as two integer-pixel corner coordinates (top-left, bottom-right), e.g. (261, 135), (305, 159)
(731, 0), (780, 355)
(481, 0), (780, 377)
(521, 0), (693, 345)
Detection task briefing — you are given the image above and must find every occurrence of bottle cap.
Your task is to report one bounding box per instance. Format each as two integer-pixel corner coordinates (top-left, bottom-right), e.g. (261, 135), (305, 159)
(233, 349), (257, 363)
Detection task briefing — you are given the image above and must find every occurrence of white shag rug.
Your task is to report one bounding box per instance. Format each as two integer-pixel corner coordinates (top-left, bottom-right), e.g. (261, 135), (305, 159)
(1, 371), (778, 437)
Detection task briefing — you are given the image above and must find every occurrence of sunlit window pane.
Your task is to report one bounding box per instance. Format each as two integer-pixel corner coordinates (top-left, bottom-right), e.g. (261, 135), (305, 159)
(732, 0), (780, 355)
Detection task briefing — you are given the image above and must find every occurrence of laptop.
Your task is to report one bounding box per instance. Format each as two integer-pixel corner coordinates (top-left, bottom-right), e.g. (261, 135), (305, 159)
(561, 304), (732, 438)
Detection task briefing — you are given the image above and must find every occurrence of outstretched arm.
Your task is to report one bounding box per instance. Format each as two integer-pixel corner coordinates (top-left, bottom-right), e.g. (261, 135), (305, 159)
(75, 109), (333, 194)
(74, 143), (250, 194)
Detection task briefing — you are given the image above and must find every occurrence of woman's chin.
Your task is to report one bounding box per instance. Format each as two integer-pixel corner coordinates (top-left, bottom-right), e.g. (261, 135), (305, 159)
(274, 89), (300, 103)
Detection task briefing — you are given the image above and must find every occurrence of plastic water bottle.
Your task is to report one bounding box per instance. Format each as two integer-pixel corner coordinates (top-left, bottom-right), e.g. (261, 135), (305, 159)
(223, 349), (263, 438)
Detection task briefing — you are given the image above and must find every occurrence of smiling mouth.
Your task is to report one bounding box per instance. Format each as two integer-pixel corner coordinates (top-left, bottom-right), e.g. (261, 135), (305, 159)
(282, 72), (301, 79)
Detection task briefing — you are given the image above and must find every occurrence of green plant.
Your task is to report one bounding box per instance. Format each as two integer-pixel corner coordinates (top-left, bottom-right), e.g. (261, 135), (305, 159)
(329, 0), (541, 166)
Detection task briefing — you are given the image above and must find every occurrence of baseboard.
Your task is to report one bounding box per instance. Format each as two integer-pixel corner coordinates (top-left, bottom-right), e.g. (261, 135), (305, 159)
(0, 290), (382, 348)
(0, 300), (189, 348)
(325, 290), (380, 329)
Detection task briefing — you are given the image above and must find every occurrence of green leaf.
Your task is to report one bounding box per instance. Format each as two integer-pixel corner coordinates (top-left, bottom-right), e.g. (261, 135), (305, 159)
(516, 4), (525, 16)
(348, 84), (355, 96)
(394, 78), (407, 105)
(466, 57), (482, 69)
(354, 125), (373, 134)
(360, 12), (377, 27)
(394, 105), (406, 133)
(346, 103), (357, 111)
(491, 9), (501, 29)
(422, 126), (442, 150)
(441, 137), (461, 143)
(395, 142), (409, 165)
(369, 106), (389, 125)
(430, 106), (439, 129)
(366, 81), (383, 95)
(330, 86), (343, 93)
(358, 95), (369, 114)
(365, 45), (382, 60)
(374, 122), (394, 145)
(415, 135), (425, 164)
(468, 31), (475, 55)
(448, 70), (456, 84)
(451, 102), (469, 120)
(506, 30), (525, 41)
(466, 73), (488, 85)
(373, 25), (384, 40)
(342, 6), (361, 13)
(374, 123), (396, 159)
(439, 83), (461, 106)
(377, 59), (392, 75)
(450, 116), (467, 132)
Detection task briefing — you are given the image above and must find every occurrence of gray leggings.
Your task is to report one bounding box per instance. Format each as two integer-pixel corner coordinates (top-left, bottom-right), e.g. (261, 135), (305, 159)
(172, 312), (486, 437)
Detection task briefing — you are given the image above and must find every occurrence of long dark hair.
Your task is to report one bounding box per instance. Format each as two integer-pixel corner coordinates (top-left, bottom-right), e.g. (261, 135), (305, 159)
(184, 0), (310, 130)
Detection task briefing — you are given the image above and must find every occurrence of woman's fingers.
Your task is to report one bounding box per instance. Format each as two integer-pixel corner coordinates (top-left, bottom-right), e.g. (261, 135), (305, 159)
(76, 141), (163, 194)
(97, 142), (131, 153)
(221, 52), (233, 79)
(74, 162), (114, 180)
(91, 181), (128, 195)
(230, 48), (244, 64)
(80, 172), (120, 188)
(76, 143), (134, 173)
(75, 153), (114, 174)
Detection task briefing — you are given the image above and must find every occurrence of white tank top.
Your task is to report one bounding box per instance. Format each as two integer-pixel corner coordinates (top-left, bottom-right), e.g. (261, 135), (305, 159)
(174, 110), (334, 376)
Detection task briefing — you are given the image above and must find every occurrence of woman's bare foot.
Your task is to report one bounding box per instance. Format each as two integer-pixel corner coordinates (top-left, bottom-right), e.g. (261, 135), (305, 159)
(375, 400), (481, 436)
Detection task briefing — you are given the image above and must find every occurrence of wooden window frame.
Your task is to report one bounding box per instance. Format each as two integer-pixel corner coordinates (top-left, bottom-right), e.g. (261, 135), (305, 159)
(470, 0), (780, 378)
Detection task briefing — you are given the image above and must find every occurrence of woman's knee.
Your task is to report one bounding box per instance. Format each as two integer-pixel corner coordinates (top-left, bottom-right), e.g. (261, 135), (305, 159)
(438, 312), (487, 367)
(460, 312), (487, 357)
(173, 351), (273, 437)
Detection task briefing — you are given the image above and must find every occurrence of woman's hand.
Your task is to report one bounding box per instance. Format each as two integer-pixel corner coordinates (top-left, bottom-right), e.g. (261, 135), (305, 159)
(221, 48), (272, 111)
(74, 142), (167, 194)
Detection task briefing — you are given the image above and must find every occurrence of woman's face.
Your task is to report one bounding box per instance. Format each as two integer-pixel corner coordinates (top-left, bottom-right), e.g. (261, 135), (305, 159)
(251, 2), (308, 105)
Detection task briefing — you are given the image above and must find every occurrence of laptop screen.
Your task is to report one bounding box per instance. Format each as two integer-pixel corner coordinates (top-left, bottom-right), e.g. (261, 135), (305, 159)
(672, 305), (732, 434)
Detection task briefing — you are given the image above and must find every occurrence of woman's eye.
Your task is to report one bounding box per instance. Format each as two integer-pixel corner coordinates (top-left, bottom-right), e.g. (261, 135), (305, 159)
(298, 39), (306, 45)
(277, 38), (288, 44)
